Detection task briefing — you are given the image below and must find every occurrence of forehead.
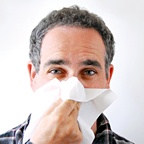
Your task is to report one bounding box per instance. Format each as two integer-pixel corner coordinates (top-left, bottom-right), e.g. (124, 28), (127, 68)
(41, 26), (105, 64)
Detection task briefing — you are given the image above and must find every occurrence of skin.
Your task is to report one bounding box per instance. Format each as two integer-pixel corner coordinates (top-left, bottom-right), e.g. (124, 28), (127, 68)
(28, 26), (114, 144)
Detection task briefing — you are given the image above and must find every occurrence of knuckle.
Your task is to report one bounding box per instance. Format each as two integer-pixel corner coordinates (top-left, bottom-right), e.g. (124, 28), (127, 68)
(53, 113), (64, 123)
(65, 100), (76, 107)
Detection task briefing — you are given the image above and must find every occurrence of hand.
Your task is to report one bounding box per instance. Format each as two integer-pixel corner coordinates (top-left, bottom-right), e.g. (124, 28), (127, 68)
(30, 99), (82, 144)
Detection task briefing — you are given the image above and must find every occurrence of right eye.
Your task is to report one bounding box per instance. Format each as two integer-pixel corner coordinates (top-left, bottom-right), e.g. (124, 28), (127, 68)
(47, 68), (66, 80)
(49, 69), (63, 74)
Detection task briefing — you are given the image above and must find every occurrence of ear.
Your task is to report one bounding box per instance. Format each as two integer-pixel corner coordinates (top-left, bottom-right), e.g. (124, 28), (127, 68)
(106, 64), (114, 88)
(27, 61), (37, 91)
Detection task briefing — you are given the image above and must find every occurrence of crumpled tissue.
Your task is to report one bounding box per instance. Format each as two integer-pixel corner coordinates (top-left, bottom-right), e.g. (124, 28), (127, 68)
(23, 77), (117, 144)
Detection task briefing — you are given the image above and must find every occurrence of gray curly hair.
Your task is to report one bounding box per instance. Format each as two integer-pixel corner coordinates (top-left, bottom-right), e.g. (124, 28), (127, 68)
(29, 5), (115, 78)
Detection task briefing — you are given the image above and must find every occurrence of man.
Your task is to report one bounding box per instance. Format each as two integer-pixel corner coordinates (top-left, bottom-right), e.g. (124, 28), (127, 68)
(0, 5), (134, 144)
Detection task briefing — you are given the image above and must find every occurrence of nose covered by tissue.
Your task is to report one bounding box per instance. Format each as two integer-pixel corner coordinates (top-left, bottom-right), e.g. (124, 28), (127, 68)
(23, 77), (117, 144)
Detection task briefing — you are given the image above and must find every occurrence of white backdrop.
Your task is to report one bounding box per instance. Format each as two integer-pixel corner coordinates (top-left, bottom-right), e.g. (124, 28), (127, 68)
(0, 0), (144, 143)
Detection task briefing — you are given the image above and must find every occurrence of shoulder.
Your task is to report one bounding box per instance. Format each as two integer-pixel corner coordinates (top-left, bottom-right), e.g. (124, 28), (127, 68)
(112, 132), (134, 144)
(93, 114), (134, 144)
(0, 115), (31, 144)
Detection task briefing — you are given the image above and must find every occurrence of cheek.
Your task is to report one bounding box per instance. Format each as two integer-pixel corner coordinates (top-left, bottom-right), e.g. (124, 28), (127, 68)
(80, 78), (108, 88)
(33, 75), (52, 90)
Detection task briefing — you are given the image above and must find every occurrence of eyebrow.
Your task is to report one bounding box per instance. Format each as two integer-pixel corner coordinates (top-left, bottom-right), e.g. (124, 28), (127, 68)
(81, 59), (102, 69)
(44, 59), (68, 68)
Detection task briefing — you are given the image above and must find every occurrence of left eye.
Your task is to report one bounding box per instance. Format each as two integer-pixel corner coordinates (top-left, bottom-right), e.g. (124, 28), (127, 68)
(83, 70), (96, 76)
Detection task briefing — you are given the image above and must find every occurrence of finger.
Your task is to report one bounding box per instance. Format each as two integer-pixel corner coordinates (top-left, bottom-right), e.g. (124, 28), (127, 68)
(54, 99), (78, 116)
(69, 102), (80, 119)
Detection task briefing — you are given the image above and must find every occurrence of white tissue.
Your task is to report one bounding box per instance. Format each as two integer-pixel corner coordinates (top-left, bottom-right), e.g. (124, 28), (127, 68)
(23, 77), (117, 144)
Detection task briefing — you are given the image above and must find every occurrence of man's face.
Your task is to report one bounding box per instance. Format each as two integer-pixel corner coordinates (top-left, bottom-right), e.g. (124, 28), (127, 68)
(28, 26), (113, 91)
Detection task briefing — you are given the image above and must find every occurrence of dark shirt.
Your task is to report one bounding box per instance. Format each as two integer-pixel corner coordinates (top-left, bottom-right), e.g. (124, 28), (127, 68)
(0, 114), (134, 144)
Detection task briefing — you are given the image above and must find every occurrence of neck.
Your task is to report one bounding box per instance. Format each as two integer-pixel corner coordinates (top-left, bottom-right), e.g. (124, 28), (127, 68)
(91, 121), (97, 134)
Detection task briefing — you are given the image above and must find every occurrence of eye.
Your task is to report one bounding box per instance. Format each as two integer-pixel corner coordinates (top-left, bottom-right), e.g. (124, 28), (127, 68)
(47, 68), (66, 80)
(49, 69), (62, 74)
(83, 69), (97, 76)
